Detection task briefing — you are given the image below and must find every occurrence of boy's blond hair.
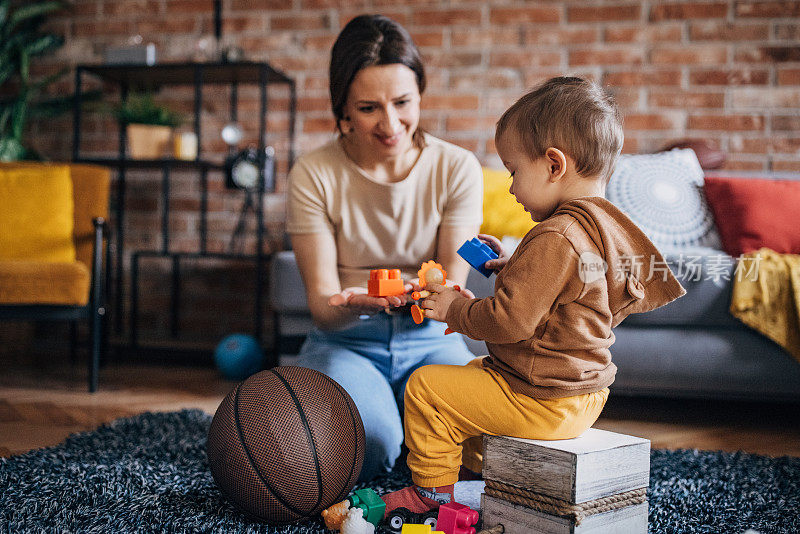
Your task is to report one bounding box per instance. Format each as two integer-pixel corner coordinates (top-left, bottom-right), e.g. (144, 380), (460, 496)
(496, 76), (623, 184)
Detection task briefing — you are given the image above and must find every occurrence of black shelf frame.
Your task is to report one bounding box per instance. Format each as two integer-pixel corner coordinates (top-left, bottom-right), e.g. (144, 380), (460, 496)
(72, 62), (296, 363)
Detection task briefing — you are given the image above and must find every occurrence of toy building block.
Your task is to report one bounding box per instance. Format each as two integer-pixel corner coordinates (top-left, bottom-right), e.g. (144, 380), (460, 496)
(436, 502), (479, 534)
(368, 268), (405, 297)
(400, 525), (445, 534)
(348, 488), (386, 527)
(321, 499), (351, 530)
(457, 238), (498, 278)
(481, 429), (650, 533)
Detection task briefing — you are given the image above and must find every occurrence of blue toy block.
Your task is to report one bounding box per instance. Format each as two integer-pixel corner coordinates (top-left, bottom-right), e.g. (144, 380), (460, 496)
(457, 238), (498, 278)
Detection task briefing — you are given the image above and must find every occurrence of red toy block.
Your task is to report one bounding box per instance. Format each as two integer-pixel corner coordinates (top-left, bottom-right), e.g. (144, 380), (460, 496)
(368, 268), (405, 297)
(436, 502), (479, 534)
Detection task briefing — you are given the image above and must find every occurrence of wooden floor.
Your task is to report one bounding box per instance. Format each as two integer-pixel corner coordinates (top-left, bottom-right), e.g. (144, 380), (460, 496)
(1, 350), (800, 459)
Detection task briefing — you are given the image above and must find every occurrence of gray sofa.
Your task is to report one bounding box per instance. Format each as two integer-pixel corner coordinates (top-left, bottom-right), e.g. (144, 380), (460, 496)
(269, 247), (800, 401)
(270, 160), (800, 401)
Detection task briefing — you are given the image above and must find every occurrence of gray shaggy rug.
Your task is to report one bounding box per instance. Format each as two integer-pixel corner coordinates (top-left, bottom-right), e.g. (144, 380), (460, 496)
(0, 409), (798, 533)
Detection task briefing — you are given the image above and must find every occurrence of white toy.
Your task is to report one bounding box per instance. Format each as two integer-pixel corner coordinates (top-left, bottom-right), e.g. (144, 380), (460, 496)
(340, 507), (375, 534)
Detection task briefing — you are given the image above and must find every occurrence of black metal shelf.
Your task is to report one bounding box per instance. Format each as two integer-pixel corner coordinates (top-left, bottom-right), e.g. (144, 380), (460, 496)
(74, 157), (225, 170)
(72, 61), (296, 365)
(129, 249), (275, 349)
(82, 62), (293, 89)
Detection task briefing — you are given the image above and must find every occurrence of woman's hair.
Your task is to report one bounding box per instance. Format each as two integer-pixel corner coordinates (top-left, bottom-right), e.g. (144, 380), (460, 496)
(496, 77), (624, 183)
(329, 14), (426, 145)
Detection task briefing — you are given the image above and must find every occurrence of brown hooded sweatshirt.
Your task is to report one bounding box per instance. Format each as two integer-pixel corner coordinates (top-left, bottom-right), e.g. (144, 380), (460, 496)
(445, 197), (686, 399)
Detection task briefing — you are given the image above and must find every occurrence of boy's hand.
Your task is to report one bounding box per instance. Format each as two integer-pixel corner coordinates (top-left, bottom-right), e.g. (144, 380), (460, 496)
(477, 233), (510, 272)
(421, 283), (467, 321)
(329, 286), (410, 315)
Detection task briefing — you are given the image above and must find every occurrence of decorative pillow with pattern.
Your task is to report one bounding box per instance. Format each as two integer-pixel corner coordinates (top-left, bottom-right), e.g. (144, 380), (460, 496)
(605, 148), (722, 251)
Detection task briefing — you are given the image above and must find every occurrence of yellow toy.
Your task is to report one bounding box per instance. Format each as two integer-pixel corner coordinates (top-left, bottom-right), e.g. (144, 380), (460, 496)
(400, 523), (445, 534)
(401, 524), (445, 534)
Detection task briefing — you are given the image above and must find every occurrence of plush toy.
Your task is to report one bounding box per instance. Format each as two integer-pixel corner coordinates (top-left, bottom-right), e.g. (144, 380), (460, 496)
(340, 507), (375, 534)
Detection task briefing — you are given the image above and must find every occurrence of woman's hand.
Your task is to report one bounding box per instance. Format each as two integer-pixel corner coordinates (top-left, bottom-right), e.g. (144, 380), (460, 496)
(420, 283), (467, 321)
(328, 286), (410, 315)
(477, 233), (510, 272)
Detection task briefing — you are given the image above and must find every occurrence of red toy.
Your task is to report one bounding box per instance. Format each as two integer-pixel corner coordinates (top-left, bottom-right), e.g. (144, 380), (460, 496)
(368, 268), (405, 297)
(436, 502), (479, 534)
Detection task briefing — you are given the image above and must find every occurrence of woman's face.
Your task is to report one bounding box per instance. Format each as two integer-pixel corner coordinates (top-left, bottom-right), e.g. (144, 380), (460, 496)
(340, 63), (421, 159)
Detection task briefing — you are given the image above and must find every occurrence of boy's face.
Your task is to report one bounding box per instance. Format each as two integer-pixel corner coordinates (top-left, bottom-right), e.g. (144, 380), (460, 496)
(496, 132), (563, 222)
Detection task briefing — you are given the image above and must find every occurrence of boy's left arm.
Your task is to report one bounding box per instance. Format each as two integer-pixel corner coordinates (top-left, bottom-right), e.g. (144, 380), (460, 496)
(429, 232), (584, 344)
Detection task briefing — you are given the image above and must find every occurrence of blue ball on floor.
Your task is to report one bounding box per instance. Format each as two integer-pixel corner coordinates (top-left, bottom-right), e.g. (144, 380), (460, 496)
(214, 334), (264, 381)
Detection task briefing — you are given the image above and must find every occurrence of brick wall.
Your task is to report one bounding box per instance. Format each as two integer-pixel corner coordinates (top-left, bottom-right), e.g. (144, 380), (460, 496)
(24, 0), (800, 346)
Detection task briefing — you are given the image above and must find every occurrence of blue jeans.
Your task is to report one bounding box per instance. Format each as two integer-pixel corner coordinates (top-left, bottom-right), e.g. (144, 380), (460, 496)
(293, 312), (475, 483)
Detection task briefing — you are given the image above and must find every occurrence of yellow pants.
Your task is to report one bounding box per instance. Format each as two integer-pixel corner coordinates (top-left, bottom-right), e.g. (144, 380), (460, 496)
(404, 358), (609, 487)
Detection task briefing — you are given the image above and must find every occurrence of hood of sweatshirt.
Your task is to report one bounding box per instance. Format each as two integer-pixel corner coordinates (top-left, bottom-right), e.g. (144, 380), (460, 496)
(555, 197), (686, 326)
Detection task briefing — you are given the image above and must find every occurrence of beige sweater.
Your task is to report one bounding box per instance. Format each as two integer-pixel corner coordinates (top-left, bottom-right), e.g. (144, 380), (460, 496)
(446, 197), (686, 399)
(287, 134), (483, 289)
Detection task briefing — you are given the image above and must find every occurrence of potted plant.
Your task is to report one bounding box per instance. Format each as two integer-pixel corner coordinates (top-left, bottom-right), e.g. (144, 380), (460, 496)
(114, 93), (183, 159)
(0, 0), (70, 161)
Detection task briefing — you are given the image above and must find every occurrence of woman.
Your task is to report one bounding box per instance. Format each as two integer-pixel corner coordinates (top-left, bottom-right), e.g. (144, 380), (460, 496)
(287, 14), (483, 482)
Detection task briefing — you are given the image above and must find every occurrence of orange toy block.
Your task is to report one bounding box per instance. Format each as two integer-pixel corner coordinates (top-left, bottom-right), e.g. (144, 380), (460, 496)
(368, 268), (405, 297)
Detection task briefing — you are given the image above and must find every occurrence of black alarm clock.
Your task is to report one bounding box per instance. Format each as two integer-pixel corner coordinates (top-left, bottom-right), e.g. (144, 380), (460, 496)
(224, 146), (275, 191)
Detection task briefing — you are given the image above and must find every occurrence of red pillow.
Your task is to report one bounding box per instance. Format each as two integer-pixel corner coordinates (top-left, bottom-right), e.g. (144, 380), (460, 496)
(703, 176), (800, 257)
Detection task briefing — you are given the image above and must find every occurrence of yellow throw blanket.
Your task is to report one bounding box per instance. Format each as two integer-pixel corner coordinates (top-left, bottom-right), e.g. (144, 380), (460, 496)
(730, 248), (800, 363)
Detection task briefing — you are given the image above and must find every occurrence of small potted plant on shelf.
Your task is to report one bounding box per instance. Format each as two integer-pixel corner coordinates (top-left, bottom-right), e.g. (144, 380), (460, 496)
(114, 93), (183, 159)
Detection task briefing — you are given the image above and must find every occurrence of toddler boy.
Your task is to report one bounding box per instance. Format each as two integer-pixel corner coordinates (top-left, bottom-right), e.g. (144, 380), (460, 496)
(381, 76), (685, 517)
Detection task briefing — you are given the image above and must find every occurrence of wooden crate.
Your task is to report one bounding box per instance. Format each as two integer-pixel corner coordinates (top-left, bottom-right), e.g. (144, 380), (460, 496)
(481, 494), (648, 534)
(482, 428), (650, 503)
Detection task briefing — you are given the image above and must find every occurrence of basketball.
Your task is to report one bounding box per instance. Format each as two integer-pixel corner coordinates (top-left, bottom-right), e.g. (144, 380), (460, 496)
(206, 366), (365, 524)
(213, 334), (263, 381)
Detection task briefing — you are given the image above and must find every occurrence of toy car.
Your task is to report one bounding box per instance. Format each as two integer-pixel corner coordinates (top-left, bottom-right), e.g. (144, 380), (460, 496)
(385, 507), (439, 532)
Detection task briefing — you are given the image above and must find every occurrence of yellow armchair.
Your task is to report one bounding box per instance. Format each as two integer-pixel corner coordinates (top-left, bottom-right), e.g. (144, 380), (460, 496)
(0, 162), (110, 392)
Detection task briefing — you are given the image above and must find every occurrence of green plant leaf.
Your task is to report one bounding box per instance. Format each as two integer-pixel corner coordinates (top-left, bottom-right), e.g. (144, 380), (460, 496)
(0, 0), (9, 29)
(115, 93), (184, 127)
(11, 98), (27, 139)
(0, 136), (27, 162)
(20, 49), (29, 83)
(0, 104), (11, 136)
(23, 33), (62, 57)
(0, 0), (69, 158)
(0, 62), (13, 86)
(27, 65), (67, 93)
(8, 1), (64, 33)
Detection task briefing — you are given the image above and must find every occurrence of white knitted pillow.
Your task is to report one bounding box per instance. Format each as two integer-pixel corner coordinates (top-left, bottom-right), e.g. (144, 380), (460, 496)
(606, 149), (722, 250)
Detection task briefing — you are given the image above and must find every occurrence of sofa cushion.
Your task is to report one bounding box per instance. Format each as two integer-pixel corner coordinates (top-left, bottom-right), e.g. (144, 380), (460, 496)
(611, 326), (800, 400)
(0, 165), (76, 263)
(269, 251), (309, 313)
(481, 167), (536, 239)
(704, 175), (800, 257)
(623, 248), (740, 328)
(606, 149), (722, 250)
(66, 164), (111, 267)
(0, 260), (90, 305)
